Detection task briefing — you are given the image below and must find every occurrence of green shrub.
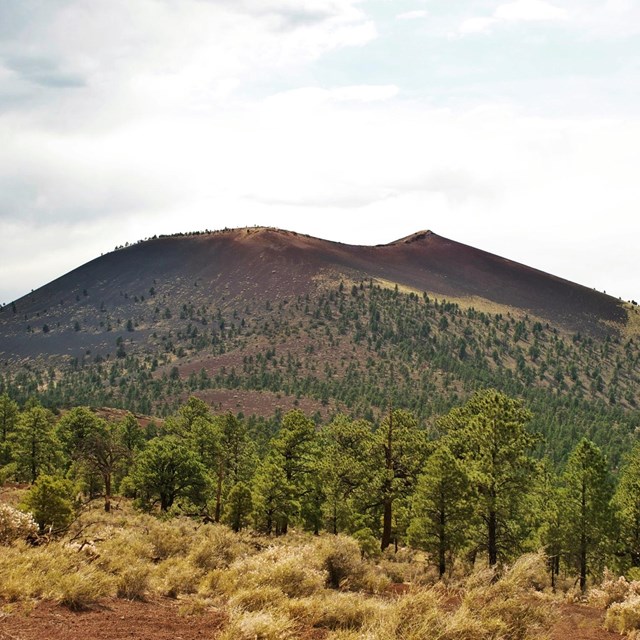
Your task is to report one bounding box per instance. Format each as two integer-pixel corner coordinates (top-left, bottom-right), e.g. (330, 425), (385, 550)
(20, 475), (76, 533)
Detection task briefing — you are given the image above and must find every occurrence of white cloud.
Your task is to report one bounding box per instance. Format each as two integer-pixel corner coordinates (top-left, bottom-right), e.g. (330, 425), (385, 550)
(0, 0), (376, 128)
(2, 95), (640, 304)
(396, 10), (429, 21)
(495, 0), (569, 21)
(1, 1), (639, 307)
(460, 0), (568, 34)
(567, 0), (640, 38)
(459, 17), (498, 34)
(264, 85), (399, 108)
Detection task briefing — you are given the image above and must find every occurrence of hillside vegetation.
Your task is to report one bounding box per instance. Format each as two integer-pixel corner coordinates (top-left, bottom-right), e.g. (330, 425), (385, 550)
(2, 391), (640, 591)
(2, 228), (640, 637)
(3, 281), (639, 464)
(0, 390), (640, 640)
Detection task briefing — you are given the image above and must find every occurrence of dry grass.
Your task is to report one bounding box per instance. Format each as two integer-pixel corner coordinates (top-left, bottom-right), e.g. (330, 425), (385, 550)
(294, 591), (388, 631)
(218, 609), (296, 640)
(591, 570), (640, 637)
(0, 542), (114, 607)
(114, 561), (152, 600)
(622, 302), (640, 339)
(605, 595), (640, 636)
(589, 571), (640, 608)
(0, 503), (38, 544)
(0, 500), (557, 640)
(52, 565), (114, 610)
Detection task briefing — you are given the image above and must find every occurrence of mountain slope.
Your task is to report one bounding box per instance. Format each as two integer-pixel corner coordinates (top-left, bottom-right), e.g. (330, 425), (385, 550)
(0, 227), (631, 362)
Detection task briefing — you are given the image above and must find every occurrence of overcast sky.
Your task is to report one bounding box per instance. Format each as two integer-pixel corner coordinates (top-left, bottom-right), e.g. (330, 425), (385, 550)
(1, 0), (639, 305)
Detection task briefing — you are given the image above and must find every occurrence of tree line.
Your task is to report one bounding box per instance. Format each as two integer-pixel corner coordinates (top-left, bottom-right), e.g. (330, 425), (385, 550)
(3, 282), (639, 469)
(1, 389), (639, 591)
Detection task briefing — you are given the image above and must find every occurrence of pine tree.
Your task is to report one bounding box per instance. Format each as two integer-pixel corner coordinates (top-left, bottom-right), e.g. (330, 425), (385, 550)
(318, 416), (373, 535)
(611, 441), (640, 569)
(77, 418), (127, 512)
(371, 409), (429, 550)
(440, 389), (539, 565)
(532, 461), (564, 589)
(408, 443), (472, 577)
(166, 396), (212, 437)
(56, 406), (100, 461)
(211, 413), (257, 523)
(118, 412), (146, 457)
(132, 436), (206, 511)
(268, 409), (318, 534)
(223, 481), (253, 532)
(562, 438), (613, 591)
(20, 475), (75, 533)
(0, 393), (19, 465)
(252, 453), (293, 535)
(11, 405), (59, 482)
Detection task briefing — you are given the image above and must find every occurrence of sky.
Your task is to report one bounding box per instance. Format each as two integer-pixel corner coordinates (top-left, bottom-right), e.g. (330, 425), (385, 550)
(1, 0), (639, 305)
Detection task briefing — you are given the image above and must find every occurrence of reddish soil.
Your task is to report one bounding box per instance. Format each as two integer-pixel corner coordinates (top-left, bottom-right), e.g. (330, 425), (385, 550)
(550, 603), (620, 640)
(189, 388), (335, 419)
(1, 227), (627, 362)
(0, 598), (226, 640)
(0, 598), (620, 640)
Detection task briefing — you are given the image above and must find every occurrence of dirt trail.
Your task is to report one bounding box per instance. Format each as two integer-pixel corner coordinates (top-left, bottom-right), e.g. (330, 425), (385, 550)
(0, 598), (225, 640)
(0, 598), (624, 640)
(550, 603), (621, 640)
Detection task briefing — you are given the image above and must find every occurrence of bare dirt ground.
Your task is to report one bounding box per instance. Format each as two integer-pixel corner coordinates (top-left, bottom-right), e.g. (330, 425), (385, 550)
(0, 598), (226, 640)
(0, 598), (622, 640)
(549, 602), (621, 640)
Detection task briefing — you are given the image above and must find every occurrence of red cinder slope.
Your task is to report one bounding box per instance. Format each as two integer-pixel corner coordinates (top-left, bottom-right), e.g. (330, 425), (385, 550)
(0, 227), (627, 360)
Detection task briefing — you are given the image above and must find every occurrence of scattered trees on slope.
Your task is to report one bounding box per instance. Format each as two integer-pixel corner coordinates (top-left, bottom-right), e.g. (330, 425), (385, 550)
(3, 390), (640, 592)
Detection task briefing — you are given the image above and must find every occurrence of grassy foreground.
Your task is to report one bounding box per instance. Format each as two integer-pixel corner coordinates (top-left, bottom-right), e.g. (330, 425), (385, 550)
(0, 501), (562, 640)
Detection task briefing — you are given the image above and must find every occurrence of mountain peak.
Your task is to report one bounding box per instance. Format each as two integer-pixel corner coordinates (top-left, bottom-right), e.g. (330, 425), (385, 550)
(387, 230), (434, 245)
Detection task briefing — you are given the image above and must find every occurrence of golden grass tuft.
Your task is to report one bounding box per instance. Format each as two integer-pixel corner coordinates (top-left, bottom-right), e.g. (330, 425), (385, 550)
(317, 535), (366, 589)
(188, 523), (248, 570)
(155, 556), (203, 598)
(218, 609), (295, 640)
(215, 545), (326, 599)
(51, 566), (114, 610)
(229, 586), (287, 612)
(115, 561), (152, 600)
(286, 591), (387, 631)
(147, 517), (196, 559)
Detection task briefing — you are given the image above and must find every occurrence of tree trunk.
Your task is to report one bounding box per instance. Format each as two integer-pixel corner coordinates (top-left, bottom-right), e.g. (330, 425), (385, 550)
(160, 492), (171, 512)
(488, 509), (497, 566)
(214, 464), (223, 523)
(580, 479), (587, 592)
(381, 409), (393, 551)
(381, 497), (392, 550)
(31, 435), (37, 483)
(104, 473), (111, 512)
(438, 485), (447, 577)
(266, 510), (273, 536)
(439, 509), (446, 577)
(580, 535), (587, 592)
